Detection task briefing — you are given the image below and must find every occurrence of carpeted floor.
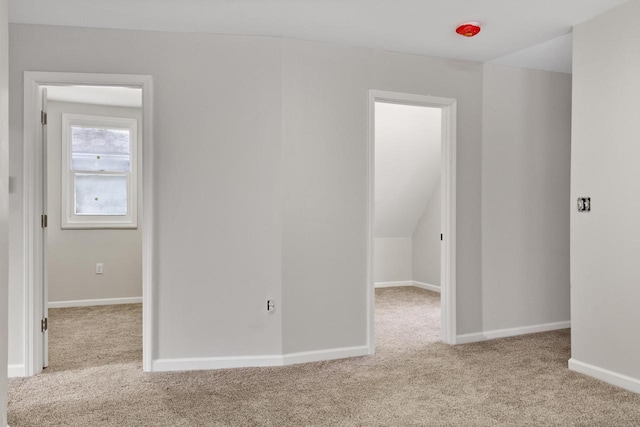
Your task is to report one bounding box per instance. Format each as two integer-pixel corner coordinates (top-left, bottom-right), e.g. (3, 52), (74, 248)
(8, 287), (640, 426)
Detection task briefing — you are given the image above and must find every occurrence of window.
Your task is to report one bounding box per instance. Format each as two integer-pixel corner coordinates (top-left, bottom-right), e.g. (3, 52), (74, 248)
(61, 114), (138, 228)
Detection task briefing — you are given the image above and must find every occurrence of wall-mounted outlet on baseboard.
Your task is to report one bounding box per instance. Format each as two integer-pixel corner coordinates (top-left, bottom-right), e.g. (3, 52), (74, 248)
(96, 263), (104, 274)
(267, 299), (275, 313)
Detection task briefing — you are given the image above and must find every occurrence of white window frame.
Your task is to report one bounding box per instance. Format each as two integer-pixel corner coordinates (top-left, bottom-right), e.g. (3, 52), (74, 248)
(61, 113), (138, 229)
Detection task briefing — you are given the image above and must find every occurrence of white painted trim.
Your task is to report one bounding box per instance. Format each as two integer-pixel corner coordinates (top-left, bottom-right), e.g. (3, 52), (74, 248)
(366, 91), (376, 355)
(374, 281), (413, 288)
(152, 346), (370, 372)
(569, 358), (640, 394)
(439, 97), (457, 345)
(152, 355), (284, 372)
(140, 75), (154, 373)
(22, 73), (40, 376)
(374, 281), (441, 293)
(48, 297), (142, 309)
(367, 90), (457, 351)
(456, 321), (571, 344)
(412, 281), (441, 293)
(22, 71), (154, 375)
(7, 364), (25, 378)
(283, 345), (369, 366)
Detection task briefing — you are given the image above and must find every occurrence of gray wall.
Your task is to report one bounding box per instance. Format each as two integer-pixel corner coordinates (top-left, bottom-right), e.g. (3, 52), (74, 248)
(374, 102), (441, 239)
(7, 23), (571, 369)
(571, 0), (640, 382)
(46, 101), (142, 303)
(0, 0), (8, 422)
(374, 238), (412, 283)
(280, 38), (483, 354)
(412, 181), (441, 286)
(374, 103), (440, 286)
(9, 25), (284, 365)
(482, 64), (571, 331)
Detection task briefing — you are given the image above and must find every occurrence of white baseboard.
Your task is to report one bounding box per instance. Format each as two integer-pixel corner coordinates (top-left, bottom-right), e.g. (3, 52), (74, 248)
(8, 364), (25, 378)
(456, 320), (571, 344)
(569, 358), (640, 394)
(374, 281), (440, 293)
(283, 345), (369, 366)
(152, 345), (370, 372)
(48, 296), (142, 308)
(374, 281), (413, 288)
(152, 354), (284, 372)
(412, 281), (441, 293)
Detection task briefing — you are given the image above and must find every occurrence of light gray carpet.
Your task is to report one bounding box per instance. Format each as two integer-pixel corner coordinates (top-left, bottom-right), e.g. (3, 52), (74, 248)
(8, 287), (640, 426)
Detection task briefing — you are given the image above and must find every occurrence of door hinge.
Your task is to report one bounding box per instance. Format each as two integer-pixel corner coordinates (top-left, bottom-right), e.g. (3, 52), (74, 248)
(41, 214), (48, 228)
(441, 233), (443, 241)
(41, 317), (48, 332)
(41, 110), (47, 125)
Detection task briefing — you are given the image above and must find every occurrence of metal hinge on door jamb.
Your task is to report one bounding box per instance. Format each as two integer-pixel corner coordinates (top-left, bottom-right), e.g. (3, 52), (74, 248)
(41, 214), (48, 228)
(41, 317), (48, 332)
(41, 110), (47, 125)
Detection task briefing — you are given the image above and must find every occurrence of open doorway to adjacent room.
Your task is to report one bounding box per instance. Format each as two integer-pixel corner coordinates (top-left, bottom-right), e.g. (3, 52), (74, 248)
(42, 84), (143, 372)
(367, 90), (457, 352)
(374, 100), (442, 346)
(18, 72), (154, 376)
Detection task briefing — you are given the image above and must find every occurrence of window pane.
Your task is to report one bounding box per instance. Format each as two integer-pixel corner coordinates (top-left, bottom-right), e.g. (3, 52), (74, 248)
(72, 153), (130, 172)
(71, 126), (131, 172)
(75, 174), (127, 215)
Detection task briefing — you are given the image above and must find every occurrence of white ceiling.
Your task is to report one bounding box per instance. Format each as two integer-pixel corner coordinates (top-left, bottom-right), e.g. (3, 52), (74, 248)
(375, 102), (441, 238)
(489, 33), (574, 73)
(44, 85), (142, 108)
(9, 0), (628, 73)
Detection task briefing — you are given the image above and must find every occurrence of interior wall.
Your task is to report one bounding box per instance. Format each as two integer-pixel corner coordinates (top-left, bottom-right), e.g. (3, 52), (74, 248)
(482, 63), (571, 331)
(571, 0), (640, 386)
(46, 100), (142, 303)
(373, 102), (441, 286)
(412, 180), (441, 286)
(7, 22), (572, 368)
(374, 238), (412, 283)
(0, 0), (9, 422)
(281, 38), (484, 354)
(374, 102), (441, 238)
(9, 25), (284, 366)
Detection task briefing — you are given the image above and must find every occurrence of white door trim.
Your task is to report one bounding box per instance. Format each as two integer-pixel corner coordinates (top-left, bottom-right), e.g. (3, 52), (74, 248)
(367, 90), (457, 352)
(22, 71), (154, 374)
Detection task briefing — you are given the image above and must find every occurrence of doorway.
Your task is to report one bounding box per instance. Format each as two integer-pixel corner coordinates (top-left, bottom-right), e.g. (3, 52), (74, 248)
(367, 90), (457, 352)
(22, 72), (154, 375)
(45, 84), (143, 370)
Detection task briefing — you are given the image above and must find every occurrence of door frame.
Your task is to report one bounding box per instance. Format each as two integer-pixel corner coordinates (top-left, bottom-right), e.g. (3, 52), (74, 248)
(23, 71), (154, 374)
(367, 90), (457, 352)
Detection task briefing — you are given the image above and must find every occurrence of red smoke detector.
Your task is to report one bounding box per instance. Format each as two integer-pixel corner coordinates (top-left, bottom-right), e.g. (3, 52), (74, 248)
(456, 22), (481, 37)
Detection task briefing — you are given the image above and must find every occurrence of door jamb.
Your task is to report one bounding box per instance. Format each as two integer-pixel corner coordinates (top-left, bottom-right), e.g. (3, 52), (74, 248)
(367, 89), (457, 353)
(22, 71), (154, 375)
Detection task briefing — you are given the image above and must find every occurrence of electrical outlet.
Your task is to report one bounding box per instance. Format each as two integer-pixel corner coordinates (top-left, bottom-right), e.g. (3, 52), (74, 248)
(267, 299), (275, 313)
(96, 263), (104, 274)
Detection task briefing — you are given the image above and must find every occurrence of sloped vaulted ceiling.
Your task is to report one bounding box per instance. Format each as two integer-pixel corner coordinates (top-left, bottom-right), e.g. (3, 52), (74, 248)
(375, 102), (441, 238)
